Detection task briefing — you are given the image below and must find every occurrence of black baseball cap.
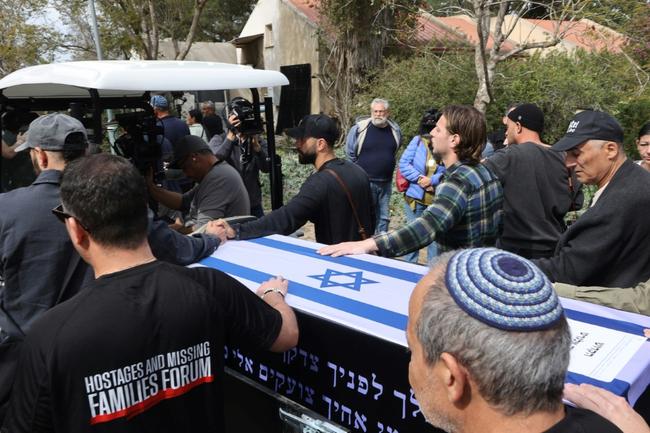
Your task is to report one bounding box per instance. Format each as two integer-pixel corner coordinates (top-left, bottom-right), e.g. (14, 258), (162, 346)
(170, 135), (211, 168)
(507, 103), (544, 134)
(553, 110), (624, 152)
(286, 115), (339, 144)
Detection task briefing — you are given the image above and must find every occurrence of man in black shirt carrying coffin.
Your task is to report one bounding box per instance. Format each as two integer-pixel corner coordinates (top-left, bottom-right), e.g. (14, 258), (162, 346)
(2, 154), (298, 433)
(214, 114), (374, 245)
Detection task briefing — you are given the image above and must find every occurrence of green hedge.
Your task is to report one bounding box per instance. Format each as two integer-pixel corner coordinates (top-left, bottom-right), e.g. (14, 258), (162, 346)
(357, 49), (650, 156)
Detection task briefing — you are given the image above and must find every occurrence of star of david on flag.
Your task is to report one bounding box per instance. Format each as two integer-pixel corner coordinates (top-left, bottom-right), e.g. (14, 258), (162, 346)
(309, 269), (378, 291)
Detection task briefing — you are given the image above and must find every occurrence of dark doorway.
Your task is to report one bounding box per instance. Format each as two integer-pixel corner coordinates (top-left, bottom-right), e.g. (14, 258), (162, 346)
(276, 64), (311, 134)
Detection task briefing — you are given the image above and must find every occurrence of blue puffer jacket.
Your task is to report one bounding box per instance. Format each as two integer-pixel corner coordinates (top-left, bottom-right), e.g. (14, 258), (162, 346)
(399, 135), (446, 201)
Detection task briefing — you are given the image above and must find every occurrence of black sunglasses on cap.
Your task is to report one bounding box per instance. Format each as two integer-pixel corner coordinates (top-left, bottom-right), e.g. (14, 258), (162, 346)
(51, 204), (91, 233)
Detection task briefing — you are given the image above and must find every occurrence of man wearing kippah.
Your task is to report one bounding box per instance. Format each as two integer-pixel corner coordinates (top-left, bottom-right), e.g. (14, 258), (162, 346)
(484, 103), (582, 259)
(407, 248), (622, 433)
(531, 110), (650, 288)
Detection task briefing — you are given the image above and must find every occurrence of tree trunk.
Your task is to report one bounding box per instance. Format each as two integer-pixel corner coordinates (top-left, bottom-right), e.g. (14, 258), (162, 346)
(176, 0), (208, 60)
(473, 49), (497, 114)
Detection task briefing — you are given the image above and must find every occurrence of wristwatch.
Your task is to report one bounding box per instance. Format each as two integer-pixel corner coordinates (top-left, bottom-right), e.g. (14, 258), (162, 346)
(261, 288), (285, 300)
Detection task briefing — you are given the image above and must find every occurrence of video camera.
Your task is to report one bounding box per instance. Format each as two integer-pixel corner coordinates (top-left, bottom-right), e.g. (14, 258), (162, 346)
(227, 97), (263, 135)
(112, 111), (165, 181)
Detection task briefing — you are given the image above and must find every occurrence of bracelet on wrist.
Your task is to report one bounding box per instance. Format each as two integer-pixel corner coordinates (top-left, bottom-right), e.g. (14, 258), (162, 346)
(261, 288), (285, 300)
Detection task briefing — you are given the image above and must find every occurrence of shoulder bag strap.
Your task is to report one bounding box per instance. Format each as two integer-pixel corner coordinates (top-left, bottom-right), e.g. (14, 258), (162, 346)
(323, 168), (368, 240)
(566, 166), (577, 212)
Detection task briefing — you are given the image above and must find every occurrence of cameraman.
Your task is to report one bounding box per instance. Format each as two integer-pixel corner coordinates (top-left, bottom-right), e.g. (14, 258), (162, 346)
(214, 97), (269, 218)
(1, 111), (37, 191)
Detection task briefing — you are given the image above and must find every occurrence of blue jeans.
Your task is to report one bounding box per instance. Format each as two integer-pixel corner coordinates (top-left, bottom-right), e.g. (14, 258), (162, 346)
(401, 200), (438, 263)
(370, 181), (391, 234)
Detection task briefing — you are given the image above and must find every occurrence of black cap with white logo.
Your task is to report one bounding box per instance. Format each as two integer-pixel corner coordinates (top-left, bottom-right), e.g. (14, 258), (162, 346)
(553, 110), (624, 152)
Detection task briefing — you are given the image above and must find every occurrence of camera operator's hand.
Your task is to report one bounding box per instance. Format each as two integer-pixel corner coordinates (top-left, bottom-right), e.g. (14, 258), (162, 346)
(250, 136), (261, 153)
(16, 132), (27, 146)
(226, 114), (240, 141)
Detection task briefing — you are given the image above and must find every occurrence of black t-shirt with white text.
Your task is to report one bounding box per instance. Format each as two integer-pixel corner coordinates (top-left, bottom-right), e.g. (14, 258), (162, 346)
(2, 261), (282, 433)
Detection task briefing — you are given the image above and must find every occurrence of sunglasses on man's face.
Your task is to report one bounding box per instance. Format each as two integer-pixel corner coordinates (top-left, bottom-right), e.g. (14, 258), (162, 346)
(51, 204), (91, 233)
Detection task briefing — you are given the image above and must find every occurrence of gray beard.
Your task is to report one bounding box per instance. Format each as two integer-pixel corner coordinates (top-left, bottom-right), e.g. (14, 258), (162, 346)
(371, 117), (388, 128)
(422, 410), (457, 433)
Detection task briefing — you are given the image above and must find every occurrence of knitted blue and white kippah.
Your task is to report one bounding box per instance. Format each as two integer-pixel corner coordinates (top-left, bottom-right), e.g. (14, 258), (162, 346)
(445, 248), (563, 331)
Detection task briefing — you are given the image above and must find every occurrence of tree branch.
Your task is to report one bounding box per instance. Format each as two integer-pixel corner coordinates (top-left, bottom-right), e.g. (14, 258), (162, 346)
(176, 0), (207, 60)
(494, 38), (562, 62)
(148, 0), (159, 59)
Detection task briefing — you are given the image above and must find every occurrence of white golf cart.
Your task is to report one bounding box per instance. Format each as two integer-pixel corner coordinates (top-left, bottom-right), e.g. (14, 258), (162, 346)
(0, 60), (287, 207)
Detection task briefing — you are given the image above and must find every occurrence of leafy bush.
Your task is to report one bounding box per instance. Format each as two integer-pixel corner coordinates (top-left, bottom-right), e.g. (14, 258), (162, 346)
(357, 48), (650, 154)
(489, 50), (650, 147)
(355, 50), (477, 139)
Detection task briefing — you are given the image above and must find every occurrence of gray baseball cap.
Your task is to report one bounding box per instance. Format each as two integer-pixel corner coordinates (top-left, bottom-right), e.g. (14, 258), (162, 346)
(15, 113), (88, 153)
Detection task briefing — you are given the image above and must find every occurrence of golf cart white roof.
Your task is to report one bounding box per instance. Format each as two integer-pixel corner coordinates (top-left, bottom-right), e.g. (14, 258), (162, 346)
(0, 60), (289, 99)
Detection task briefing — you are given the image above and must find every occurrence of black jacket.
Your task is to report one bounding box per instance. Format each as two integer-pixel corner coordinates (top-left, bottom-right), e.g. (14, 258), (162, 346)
(484, 142), (583, 257)
(534, 159), (650, 287)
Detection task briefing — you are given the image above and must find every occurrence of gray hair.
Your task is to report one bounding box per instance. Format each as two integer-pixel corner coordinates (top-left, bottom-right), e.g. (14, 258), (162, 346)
(370, 98), (389, 110)
(200, 100), (215, 110)
(589, 139), (623, 150)
(415, 252), (570, 416)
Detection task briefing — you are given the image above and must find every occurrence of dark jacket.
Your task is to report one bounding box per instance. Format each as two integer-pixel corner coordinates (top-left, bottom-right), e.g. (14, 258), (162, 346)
(214, 136), (269, 210)
(484, 142), (583, 257)
(534, 159), (650, 287)
(0, 170), (89, 338)
(236, 158), (374, 244)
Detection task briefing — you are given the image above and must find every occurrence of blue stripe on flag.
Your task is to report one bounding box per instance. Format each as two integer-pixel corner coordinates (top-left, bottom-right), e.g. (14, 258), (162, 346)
(564, 309), (646, 336)
(248, 237), (425, 284)
(565, 372), (630, 398)
(200, 256), (409, 331)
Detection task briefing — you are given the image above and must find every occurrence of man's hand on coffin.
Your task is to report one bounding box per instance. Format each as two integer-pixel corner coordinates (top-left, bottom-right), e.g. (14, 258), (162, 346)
(317, 237), (379, 257)
(208, 219), (235, 243)
(256, 276), (289, 306)
(563, 383), (650, 433)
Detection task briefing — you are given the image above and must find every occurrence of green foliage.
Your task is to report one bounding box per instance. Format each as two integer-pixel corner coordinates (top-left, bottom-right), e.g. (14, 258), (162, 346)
(198, 0), (257, 42)
(0, 0), (61, 76)
(317, 0), (421, 137)
(359, 48), (649, 154)
(259, 137), (313, 210)
(488, 50), (647, 145)
(620, 3), (650, 71)
(356, 49), (477, 139)
(615, 96), (650, 158)
(53, 0), (255, 61)
(580, 0), (646, 32)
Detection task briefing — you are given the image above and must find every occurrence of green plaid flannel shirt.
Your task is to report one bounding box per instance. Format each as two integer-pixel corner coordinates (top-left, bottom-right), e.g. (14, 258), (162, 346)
(375, 162), (503, 257)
